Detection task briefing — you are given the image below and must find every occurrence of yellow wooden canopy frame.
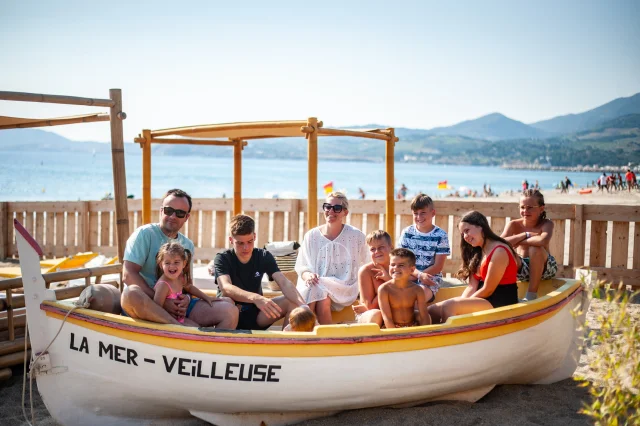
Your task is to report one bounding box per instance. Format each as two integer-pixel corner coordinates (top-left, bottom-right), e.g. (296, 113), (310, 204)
(0, 90), (129, 264)
(134, 119), (399, 240)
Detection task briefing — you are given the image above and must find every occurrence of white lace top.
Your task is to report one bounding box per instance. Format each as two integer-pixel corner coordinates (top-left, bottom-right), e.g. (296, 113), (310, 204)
(295, 224), (367, 309)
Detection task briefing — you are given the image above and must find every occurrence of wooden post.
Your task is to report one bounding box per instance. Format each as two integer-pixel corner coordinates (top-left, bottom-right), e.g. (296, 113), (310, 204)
(307, 117), (318, 230)
(109, 89), (129, 271)
(233, 140), (243, 216)
(142, 129), (152, 225)
(0, 202), (6, 259)
(385, 129), (396, 242)
(572, 204), (585, 267)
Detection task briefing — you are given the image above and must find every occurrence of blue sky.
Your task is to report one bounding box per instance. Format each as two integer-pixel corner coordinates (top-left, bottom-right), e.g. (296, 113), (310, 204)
(1, 0), (639, 142)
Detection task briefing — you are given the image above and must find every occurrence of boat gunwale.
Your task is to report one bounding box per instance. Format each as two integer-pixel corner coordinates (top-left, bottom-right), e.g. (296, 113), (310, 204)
(40, 283), (583, 345)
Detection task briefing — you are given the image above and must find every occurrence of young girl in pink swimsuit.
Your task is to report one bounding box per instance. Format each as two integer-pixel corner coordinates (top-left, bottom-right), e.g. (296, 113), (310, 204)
(154, 242), (216, 326)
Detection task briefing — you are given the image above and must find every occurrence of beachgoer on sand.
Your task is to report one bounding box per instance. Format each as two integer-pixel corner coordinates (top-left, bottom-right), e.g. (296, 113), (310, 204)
(378, 248), (431, 328)
(295, 192), (367, 324)
(500, 189), (557, 301)
(353, 230), (393, 327)
(398, 194), (450, 304)
(627, 169), (636, 191)
(428, 211), (520, 324)
(153, 242), (221, 326)
(397, 183), (408, 200)
(211, 214), (306, 330)
(121, 189), (238, 328)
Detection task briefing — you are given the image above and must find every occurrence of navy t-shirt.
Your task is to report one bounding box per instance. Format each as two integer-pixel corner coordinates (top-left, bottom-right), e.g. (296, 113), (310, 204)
(213, 248), (279, 306)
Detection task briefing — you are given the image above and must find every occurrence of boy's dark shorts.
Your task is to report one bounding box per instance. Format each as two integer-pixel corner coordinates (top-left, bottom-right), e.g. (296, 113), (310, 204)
(237, 304), (271, 331)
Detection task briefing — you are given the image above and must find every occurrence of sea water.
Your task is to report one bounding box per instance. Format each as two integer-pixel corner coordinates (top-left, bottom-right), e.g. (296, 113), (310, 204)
(0, 150), (604, 201)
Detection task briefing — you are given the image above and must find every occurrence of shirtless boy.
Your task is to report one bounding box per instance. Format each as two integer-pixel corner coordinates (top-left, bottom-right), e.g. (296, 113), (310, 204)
(353, 230), (393, 327)
(500, 189), (557, 300)
(378, 248), (431, 328)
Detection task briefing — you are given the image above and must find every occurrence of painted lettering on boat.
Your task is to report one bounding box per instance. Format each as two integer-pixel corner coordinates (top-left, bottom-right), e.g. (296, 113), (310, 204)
(69, 332), (89, 354)
(162, 356), (281, 382)
(68, 333), (282, 382)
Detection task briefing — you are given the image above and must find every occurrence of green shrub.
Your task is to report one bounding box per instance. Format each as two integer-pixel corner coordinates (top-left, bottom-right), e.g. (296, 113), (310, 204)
(574, 283), (640, 426)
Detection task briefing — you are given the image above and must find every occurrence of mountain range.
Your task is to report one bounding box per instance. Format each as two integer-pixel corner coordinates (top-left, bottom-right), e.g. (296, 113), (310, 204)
(1, 92), (639, 167)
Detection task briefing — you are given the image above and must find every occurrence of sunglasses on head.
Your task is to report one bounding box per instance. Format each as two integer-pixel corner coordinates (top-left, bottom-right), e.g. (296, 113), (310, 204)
(322, 203), (344, 213)
(162, 206), (188, 219)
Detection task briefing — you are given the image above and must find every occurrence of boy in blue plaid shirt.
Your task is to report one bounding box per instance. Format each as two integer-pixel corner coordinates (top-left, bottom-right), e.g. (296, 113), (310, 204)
(398, 194), (450, 303)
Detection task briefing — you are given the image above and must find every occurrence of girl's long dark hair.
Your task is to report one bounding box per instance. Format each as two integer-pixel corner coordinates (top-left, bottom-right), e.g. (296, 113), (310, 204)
(155, 242), (192, 286)
(521, 189), (547, 225)
(456, 211), (517, 281)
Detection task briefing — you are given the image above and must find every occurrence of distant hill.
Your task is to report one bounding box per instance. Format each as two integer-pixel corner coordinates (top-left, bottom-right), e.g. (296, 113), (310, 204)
(530, 93), (640, 134)
(0, 129), (134, 153)
(2, 93), (640, 167)
(428, 113), (551, 141)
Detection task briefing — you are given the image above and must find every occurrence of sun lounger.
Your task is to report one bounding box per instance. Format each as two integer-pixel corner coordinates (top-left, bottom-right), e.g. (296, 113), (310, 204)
(0, 252), (99, 278)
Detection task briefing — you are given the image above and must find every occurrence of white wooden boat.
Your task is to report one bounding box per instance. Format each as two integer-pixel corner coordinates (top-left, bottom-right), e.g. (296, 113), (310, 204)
(17, 220), (589, 426)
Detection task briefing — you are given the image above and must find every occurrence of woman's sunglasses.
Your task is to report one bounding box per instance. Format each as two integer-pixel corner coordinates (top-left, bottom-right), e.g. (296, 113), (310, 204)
(162, 206), (188, 219)
(322, 203), (344, 213)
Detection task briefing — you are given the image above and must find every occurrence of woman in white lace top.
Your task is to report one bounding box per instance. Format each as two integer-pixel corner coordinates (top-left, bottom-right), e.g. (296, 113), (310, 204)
(295, 192), (367, 324)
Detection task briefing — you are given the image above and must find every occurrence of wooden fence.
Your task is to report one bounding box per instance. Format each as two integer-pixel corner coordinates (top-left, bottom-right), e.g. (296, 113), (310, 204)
(1, 199), (638, 287)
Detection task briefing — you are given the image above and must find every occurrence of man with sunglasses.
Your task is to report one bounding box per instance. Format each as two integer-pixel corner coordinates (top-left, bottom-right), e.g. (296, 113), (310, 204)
(121, 189), (238, 328)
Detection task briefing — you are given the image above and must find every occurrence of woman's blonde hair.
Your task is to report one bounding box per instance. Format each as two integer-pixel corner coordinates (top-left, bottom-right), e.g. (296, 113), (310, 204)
(289, 306), (317, 332)
(326, 191), (349, 210)
(155, 242), (192, 284)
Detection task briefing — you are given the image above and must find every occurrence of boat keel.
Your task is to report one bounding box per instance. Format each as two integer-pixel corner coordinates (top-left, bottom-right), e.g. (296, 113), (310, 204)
(188, 409), (341, 426)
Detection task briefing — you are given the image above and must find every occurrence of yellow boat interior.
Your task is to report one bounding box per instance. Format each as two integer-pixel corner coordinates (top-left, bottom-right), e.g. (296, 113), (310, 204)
(43, 278), (581, 347)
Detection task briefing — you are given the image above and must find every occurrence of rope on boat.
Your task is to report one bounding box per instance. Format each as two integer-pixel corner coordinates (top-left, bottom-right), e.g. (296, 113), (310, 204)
(22, 299), (90, 426)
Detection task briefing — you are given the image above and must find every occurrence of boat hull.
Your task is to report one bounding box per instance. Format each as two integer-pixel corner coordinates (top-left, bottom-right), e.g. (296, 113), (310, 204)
(34, 290), (585, 426)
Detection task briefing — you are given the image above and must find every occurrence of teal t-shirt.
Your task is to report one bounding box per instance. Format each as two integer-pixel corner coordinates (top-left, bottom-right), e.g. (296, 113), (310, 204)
(123, 223), (195, 288)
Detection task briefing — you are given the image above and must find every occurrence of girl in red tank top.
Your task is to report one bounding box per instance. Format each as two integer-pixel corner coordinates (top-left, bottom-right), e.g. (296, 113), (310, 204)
(427, 211), (519, 324)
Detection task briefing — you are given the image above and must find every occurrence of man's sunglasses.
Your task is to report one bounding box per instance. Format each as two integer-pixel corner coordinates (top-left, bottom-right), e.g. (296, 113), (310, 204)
(162, 206), (188, 219)
(322, 203), (344, 213)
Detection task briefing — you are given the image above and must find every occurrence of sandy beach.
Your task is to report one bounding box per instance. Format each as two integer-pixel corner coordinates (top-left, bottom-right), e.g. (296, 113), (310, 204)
(1, 296), (637, 426)
(459, 188), (640, 205)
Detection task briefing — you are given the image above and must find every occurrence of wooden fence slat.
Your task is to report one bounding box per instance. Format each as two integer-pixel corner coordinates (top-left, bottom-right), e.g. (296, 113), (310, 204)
(634, 222), (640, 270)
(365, 214), (379, 236)
(201, 211), (213, 248)
(399, 214), (412, 231)
(79, 202), (89, 252)
(589, 221), (608, 267)
(88, 212), (99, 252)
(34, 212), (44, 247)
(350, 213), (363, 233)
(451, 216), (463, 260)
(301, 211), (308, 238)
(435, 215), (448, 235)
(45, 212), (54, 257)
(64, 213), (76, 256)
(215, 211), (227, 248)
(55, 213), (65, 257)
(490, 217), (506, 236)
(288, 200), (300, 242)
(128, 211), (135, 235)
(25, 212), (34, 242)
(100, 211), (110, 248)
(187, 210), (200, 247)
(6, 210), (15, 257)
(273, 212), (285, 242)
(572, 205), (585, 267)
(549, 219), (565, 266)
(257, 211), (269, 246)
(610, 222), (629, 269)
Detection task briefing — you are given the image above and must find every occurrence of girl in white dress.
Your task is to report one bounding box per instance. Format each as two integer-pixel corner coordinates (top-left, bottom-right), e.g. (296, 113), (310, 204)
(295, 192), (367, 324)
